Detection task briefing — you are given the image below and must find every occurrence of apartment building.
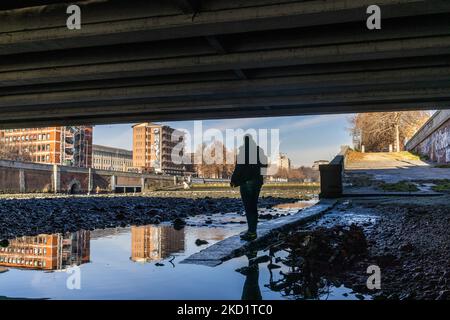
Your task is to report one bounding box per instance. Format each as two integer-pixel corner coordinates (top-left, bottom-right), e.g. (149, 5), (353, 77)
(132, 123), (185, 175)
(0, 126), (93, 167)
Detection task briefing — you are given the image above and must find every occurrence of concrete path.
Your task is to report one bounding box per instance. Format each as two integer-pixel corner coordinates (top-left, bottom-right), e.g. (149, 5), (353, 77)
(181, 200), (337, 267)
(345, 152), (450, 195)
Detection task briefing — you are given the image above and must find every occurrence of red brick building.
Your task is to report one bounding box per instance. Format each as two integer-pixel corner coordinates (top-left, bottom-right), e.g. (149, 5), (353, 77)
(0, 126), (93, 168)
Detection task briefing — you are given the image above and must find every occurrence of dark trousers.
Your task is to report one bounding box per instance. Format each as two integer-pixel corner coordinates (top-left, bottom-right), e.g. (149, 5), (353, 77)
(240, 180), (262, 233)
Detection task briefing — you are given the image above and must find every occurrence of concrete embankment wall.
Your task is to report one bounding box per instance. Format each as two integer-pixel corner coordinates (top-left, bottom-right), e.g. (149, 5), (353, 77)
(319, 146), (350, 198)
(0, 159), (180, 194)
(406, 110), (450, 164)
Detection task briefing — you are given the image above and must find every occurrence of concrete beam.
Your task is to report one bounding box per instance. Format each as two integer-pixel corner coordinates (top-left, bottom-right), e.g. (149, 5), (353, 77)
(3, 55), (450, 96)
(1, 87), (450, 128)
(2, 36), (450, 87)
(1, 0), (449, 55)
(3, 15), (449, 74)
(1, 66), (449, 107)
(1, 102), (448, 129)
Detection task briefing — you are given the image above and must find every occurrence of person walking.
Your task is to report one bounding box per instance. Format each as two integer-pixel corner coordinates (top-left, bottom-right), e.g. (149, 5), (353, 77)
(230, 135), (267, 241)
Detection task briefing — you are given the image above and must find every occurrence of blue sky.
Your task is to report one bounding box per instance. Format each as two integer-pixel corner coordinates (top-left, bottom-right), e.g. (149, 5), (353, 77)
(93, 114), (354, 167)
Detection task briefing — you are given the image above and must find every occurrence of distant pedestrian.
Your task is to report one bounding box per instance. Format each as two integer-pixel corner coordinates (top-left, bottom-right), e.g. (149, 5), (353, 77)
(230, 135), (267, 241)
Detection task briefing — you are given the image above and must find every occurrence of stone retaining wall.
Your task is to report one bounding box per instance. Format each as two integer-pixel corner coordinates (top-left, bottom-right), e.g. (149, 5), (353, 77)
(0, 159), (180, 194)
(406, 110), (450, 164)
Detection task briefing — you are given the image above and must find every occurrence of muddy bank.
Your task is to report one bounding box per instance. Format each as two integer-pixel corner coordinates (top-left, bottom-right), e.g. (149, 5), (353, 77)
(350, 197), (450, 300)
(243, 196), (450, 300)
(0, 194), (302, 240)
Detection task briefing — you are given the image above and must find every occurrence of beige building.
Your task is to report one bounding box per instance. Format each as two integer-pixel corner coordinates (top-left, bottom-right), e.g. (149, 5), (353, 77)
(131, 226), (185, 263)
(92, 144), (133, 172)
(132, 123), (185, 175)
(277, 153), (291, 171)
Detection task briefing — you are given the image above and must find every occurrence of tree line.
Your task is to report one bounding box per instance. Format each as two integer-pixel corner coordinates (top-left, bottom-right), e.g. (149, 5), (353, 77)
(349, 111), (430, 152)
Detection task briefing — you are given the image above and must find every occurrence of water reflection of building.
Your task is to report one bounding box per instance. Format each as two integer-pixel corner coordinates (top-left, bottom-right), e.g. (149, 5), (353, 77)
(131, 226), (184, 263)
(0, 230), (90, 270)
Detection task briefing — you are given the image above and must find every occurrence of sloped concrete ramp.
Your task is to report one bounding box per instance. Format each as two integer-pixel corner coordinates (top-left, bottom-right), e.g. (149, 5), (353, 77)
(181, 200), (336, 267)
(344, 152), (450, 195)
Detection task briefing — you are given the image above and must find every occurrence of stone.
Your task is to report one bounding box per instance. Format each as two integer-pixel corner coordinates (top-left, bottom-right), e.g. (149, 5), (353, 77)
(172, 217), (186, 230)
(195, 239), (209, 246)
(436, 290), (450, 300)
(399, 243), (414, 252)
(146, 208), (161, 215)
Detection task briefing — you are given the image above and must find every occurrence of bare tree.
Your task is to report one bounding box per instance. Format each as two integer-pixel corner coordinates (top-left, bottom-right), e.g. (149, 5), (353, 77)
(273, 166), (319, 182)
(195, 140), (235, 179)
(0, 140), (33, 162)
(349, 111), (430, 152)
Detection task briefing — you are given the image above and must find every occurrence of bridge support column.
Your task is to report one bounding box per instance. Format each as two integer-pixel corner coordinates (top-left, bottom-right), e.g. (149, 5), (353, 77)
(141, 177), (145, 193)
(52, 164), (61, 194)
(19, 169), (25, 193)
(110, 175), (116, 193)
(88, 168), (93, 195)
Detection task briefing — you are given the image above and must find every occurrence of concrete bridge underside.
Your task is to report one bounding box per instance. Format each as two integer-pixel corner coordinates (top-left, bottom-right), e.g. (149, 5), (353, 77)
(1, 0), (450, 128)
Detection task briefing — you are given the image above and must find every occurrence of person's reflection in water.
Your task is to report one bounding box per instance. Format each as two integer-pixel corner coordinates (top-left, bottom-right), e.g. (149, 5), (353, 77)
(241, 251), (262, 300)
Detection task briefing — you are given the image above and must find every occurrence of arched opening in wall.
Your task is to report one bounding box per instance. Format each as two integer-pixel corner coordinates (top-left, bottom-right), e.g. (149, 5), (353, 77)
(68, 180), (81, 194)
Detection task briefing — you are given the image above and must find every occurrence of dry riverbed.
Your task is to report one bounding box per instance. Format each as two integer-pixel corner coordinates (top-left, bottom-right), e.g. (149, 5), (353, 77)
(0, 188), (314, 240)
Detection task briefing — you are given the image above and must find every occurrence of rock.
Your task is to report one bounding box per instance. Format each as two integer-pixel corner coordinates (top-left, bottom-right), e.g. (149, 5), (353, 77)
(399, 243), (414, 252)
(436, 290), (450, 300)
(151, 217), (161, 225)
(387, 293), (400, 300)
(155, 262), (165, 267)
(115, 211), (126, 220)
(172, 217), (186, 230)
(399, 292), (414, 300)
(195, 239), (209, 246)
(355, 294), (365, 300)
(146, 208), (161, 215)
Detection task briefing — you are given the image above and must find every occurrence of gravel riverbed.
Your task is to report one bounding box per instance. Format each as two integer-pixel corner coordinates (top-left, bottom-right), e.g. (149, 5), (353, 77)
(0, 190), (310, 240)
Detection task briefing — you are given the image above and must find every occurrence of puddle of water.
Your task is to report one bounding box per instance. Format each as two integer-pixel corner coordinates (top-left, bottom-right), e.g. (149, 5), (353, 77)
(0, 204), (365, 300)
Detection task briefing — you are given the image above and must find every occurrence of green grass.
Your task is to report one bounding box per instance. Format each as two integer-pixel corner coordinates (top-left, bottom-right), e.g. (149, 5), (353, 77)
(190, 182), (319, 189)
(431, 180), (450, 192)
(434, 164), (450, 169)
(379, 181), (419, 192)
